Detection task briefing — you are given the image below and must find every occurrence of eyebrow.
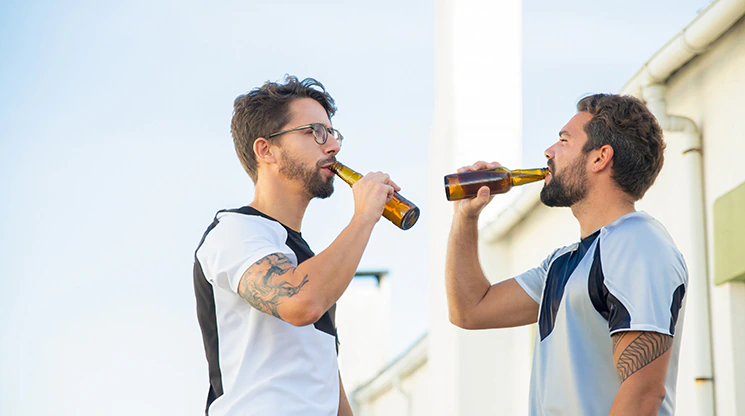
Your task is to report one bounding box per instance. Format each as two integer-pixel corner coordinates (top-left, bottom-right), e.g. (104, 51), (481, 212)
(558, 130), (572, 138)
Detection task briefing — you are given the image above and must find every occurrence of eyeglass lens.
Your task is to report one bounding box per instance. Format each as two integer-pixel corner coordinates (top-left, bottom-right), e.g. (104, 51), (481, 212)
(311, 124), (328, 144)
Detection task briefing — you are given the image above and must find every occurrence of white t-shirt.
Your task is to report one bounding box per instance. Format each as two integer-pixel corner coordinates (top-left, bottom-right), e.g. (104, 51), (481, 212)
(194, 207), (339, 416)
(515, 211), (688, 416)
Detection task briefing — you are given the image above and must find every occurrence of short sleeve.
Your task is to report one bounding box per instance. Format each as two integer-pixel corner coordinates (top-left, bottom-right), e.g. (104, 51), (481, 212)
(196, 213), (296, 293)
(599, 216), (688, 336)
(514, 247), (567, 303)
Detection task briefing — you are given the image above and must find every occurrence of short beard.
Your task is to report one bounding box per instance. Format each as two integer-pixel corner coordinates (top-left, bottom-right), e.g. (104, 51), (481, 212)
(540, 154), (588, 207)
(278, 152), (335, 199)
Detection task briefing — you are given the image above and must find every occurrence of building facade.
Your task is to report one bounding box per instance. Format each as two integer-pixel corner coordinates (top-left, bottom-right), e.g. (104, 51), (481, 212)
(353, 1), (745, 415)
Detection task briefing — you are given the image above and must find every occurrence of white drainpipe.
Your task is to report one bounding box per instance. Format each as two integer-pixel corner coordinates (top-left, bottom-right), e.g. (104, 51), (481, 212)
(393, 375), (412, 416)
(616, 2), (745, 414)
(643, 84), (714, 416)
(621, 0), (745, 99)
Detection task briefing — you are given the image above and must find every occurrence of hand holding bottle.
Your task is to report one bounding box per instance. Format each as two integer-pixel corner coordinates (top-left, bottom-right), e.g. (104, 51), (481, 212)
(351, 171), (400, 226)
(446, 160), (550, 219)
(331, 161), (420, 230)
(451, 161), (503, 219)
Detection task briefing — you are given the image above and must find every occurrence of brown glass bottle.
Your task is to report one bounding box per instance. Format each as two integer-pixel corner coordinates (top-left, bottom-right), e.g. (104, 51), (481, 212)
(330, 161), (420, 230)
(444, 167), (549, 201)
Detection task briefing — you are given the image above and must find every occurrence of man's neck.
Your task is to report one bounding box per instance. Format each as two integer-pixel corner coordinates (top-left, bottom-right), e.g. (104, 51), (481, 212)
(249, 177), (310, 233)
(571, 190), (636, 239)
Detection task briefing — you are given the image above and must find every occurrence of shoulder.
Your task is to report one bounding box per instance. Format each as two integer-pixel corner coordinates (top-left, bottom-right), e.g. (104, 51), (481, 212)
(218, 210), (284, 232)
(603, 211), (665, 237)
(598, 212), (688, 287)
(514, 242), (577, 300)
(217, 210), (286, 239)
(198, 209), (288, 258)
(600, 212), (682, 260)
(196, 209), (299, 288)
(595, 213), (688, 335)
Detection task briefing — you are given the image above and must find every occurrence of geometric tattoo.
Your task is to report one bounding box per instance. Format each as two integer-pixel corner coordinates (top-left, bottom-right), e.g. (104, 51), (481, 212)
(238, 253), (309, 320)
(612, 332), (624, 351)
(612, 332), (673, 382)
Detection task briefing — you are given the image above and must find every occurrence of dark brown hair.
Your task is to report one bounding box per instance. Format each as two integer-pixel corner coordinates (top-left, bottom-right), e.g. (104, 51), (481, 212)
(577, 94), (665, 201)
(231, 75), (337, 182)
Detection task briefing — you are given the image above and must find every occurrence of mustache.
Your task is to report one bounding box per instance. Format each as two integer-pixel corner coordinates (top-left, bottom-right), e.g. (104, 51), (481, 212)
(547, 160), (555, 172)
(317, 156), (337, 168)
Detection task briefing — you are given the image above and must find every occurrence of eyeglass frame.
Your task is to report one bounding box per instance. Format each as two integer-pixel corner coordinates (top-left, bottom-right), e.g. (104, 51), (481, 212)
(267, 123), (344, 146)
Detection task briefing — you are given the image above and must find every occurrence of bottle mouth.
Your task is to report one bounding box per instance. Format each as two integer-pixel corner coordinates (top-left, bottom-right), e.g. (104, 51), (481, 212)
(400, 207), (420, 230)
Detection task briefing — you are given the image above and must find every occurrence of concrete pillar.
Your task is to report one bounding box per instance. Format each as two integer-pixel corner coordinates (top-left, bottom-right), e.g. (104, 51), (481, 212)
(429, 0), (523, 414)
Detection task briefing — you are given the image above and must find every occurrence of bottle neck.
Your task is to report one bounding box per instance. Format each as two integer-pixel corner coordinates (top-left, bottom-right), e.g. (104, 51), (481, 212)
(330, 161), (363, 186)
(510, 168), (550, 187)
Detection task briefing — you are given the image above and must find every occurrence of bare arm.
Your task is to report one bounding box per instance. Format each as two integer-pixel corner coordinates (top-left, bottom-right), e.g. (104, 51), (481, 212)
(445, 161), (539, 330)
(239, 172), (399, 326)
(338, 373), (353, 416)
(608, 331), (672, 415)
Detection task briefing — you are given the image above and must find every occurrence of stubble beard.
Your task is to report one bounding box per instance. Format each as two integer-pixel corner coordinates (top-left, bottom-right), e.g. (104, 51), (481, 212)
(540, 154), (589, 207)
(278, 152), (335, 199)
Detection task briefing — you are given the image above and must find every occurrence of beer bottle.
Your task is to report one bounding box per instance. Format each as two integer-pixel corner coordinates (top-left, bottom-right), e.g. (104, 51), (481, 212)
(444, 167), (549, 201)
(330, 161), (420, 230)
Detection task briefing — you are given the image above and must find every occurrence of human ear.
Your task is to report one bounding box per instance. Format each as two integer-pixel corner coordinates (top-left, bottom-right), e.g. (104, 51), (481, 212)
(253, 137), (277, 164)
(592, 144), (614, 172)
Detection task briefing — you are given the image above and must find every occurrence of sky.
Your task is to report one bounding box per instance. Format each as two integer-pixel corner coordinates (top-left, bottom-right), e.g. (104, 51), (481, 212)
(0, 0), (711, 415)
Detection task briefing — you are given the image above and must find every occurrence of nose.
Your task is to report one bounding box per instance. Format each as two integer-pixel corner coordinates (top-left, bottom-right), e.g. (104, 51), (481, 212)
(324, 136), (341, 156)
(544, 143), (556, 160)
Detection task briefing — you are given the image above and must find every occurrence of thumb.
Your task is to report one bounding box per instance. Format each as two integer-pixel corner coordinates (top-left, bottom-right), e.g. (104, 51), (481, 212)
(477, 186), (490, 201)
(468, 186), (491, 210)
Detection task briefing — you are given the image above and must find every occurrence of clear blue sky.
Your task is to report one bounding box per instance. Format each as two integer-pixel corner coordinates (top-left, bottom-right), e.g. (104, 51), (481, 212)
(0, 0), (709, 414)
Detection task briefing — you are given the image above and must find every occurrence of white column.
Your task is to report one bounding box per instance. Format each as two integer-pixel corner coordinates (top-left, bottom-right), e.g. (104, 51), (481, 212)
(429, 0), (523, 415)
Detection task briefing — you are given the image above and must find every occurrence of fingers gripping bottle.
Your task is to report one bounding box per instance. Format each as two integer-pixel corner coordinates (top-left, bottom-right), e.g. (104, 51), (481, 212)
(330, 161), (420, 230)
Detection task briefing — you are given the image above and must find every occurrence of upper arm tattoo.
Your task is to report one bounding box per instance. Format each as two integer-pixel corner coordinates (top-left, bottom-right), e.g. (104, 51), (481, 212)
(611, 332), (673, 382)
(238, 253), (309, 320)
(612, 331), (625, 351)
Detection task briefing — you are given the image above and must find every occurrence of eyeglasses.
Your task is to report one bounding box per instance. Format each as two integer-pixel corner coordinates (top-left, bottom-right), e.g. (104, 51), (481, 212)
(267, 123), (344, 146)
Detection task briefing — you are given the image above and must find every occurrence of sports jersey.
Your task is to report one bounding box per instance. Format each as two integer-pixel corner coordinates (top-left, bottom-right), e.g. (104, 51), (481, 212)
(514, 211), (687, 416)
(193, 207), (339, 416)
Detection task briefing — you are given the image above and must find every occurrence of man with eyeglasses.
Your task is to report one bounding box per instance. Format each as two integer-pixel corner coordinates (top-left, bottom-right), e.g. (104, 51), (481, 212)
(193, 75), (399, 415)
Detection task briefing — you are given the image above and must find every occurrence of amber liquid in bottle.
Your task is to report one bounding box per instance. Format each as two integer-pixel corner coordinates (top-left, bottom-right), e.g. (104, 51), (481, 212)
(330, 161), (420, 230)
(444, 167), (550, 201)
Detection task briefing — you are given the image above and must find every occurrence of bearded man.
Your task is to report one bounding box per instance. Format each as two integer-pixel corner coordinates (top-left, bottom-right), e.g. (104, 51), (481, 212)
(193, 75), (399, 416)
(445, 94), (687, 416)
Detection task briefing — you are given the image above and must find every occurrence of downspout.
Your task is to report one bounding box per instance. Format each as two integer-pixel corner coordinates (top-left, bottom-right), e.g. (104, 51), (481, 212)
(393, 375), (412, 416)
(621, 0), (745, 99)
(643, 84), (715, 416)
(617, 2), (745, 413)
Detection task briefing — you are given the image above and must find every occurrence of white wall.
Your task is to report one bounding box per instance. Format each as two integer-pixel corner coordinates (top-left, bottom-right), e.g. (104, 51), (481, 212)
(352, 336), (429, 416)
(647, 14), (745, 415)
(357, 362), (429, 416)
(338, 277), (391, 391)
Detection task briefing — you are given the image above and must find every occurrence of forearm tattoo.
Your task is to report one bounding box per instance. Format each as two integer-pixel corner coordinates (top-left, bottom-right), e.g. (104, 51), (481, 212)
(612, 332), (673, 382)
(238, 253), (309, 319)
